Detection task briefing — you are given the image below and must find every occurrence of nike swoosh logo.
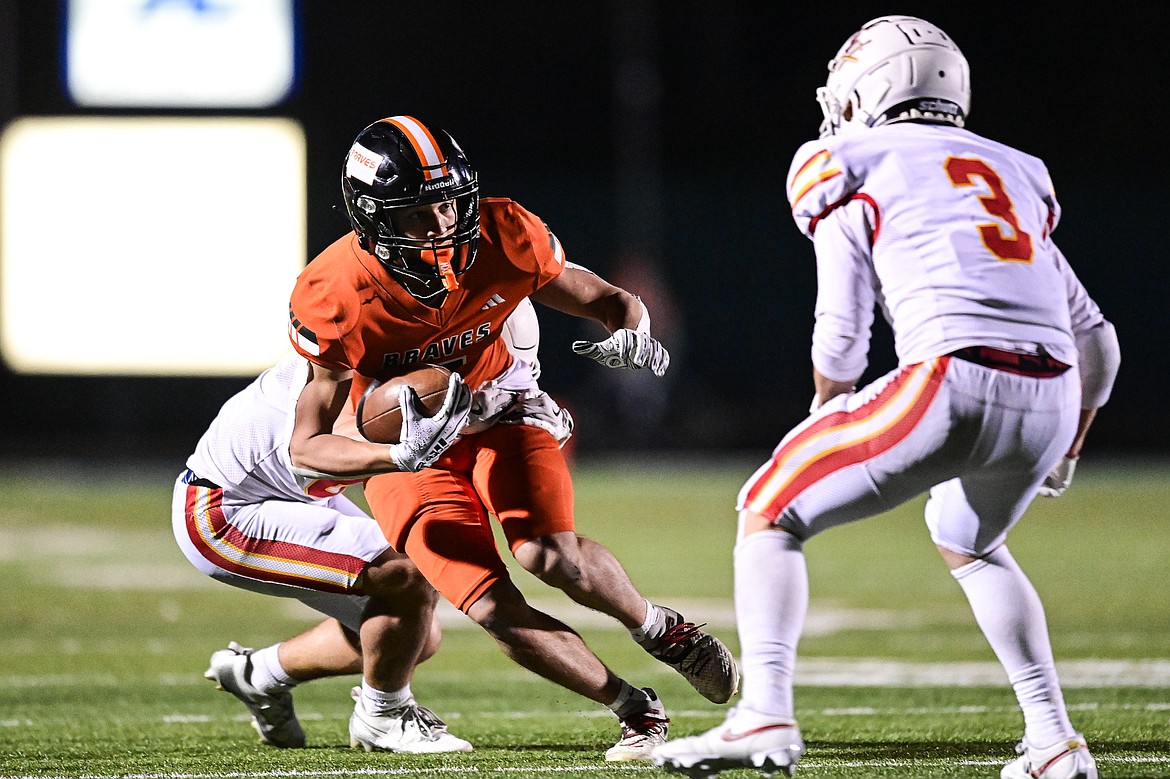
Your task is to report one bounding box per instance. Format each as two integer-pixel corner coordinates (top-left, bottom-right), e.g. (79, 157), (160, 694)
(721, 723), (794, 742)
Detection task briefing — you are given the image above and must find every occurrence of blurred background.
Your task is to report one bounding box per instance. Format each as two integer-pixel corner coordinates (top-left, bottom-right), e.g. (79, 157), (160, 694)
(0, 0), (1165, 464)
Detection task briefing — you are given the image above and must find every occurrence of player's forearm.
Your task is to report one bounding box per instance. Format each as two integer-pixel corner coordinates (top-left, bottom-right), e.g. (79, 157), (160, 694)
(290, 434), (399, 478)
(533, 265), (644, 332)
(1065, 407), (1097, 459)
(813, 368), (858, 408)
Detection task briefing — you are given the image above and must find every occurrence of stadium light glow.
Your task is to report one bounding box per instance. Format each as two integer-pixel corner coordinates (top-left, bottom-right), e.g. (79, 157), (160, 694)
(0, 116), (305, 376)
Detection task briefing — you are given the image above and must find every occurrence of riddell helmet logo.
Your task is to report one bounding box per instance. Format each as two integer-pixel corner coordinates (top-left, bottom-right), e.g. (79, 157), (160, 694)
(421, 177), (453, 193)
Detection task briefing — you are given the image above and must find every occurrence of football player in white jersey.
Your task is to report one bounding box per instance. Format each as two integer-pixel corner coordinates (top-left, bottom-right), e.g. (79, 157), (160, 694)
(652, 16), (1118, 779)
(173, 299), (567, 753)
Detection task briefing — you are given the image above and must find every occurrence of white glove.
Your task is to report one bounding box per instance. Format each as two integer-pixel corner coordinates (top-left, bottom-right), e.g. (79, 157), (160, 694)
(463, 383), (522, 435)
(500, 391), (575, 447)
(388, 372), (472, 472)
(1037, 455), (1078, 498)
(571, 329), (670, 376)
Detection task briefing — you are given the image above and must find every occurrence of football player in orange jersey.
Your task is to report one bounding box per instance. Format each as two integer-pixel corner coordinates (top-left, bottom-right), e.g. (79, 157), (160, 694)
(185, 300), (544, 753)
(284, 116), (738, 761)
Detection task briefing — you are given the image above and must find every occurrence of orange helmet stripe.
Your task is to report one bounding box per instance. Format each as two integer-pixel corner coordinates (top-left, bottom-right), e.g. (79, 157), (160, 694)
(381, 115), (449, 180)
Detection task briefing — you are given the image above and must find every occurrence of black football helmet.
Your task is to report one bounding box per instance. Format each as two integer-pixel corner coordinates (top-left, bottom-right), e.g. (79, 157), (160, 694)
(341, 116), (479, 302)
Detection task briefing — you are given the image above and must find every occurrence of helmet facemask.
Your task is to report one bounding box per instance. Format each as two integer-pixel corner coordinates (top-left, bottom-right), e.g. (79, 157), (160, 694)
(342, 116), (480, 304)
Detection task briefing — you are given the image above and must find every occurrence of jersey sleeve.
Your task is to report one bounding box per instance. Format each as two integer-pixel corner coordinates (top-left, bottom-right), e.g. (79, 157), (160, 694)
(502, 200), (568, 289)
(1023, 154), (1061, 237)
(287, 276), (354, 372)
(786, 139), (860, 239)
(810, 198), (878, 382)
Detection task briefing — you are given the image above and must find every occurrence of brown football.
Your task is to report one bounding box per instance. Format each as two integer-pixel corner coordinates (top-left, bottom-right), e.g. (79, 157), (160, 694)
(356, 365), (452, 444)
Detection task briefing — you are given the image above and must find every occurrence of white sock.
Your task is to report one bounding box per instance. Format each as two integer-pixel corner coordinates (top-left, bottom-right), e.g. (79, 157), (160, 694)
(734, 529), (807, 719)
(361, 680), (413, 715)
(951, 545), (1075, 746)
(606, 679), (651, 718)
(248, 644), (297, 694)
(630, 600), (664, 645)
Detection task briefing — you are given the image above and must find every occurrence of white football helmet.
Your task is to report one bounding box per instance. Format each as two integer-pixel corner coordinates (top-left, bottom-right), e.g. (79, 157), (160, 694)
(817, 16), (970, 138)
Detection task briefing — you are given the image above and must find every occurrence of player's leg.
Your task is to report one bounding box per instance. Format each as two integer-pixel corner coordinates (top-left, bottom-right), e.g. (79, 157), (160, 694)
(175, 482), (464, 750)
(473, 423), (738, 704)
(928, 367), (1095, 778)
(343, 546), (470, 753)
(295, 496), (470, 755)
(267, 617), (362, 680)
(463, 576), (669, 761)
(653, 361), (958, 776)
(366, 467), (668, 761)
(354, 546), (440, 691)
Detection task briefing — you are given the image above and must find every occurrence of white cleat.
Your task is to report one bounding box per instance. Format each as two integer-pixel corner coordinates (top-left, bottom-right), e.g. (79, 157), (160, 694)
(605, 688), (670, 762)
(650, 705), (804, 778)
(348, 687), (473, 754)
(204, 642), (305, 748)
(1001, 733), (1097, 779)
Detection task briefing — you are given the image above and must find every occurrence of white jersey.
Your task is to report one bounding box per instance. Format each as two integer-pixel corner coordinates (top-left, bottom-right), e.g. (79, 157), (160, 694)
(185, 351), (355, 504)
(786, 123), (1107, 381)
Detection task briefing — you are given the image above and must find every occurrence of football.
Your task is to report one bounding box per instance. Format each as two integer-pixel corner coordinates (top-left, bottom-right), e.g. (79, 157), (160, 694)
(356, 364), (452, 444)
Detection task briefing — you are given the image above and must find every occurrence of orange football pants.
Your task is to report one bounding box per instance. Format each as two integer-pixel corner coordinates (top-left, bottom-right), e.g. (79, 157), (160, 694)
(363, 423), (575, 613)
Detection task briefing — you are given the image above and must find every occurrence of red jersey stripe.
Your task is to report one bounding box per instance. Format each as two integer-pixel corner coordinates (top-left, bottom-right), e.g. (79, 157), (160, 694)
(743, 359), (948, 516)
(184, 484), (365, 594)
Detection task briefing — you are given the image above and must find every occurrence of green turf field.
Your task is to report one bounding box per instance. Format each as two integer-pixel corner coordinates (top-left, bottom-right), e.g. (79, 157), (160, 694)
(1, 458), (1167, 778)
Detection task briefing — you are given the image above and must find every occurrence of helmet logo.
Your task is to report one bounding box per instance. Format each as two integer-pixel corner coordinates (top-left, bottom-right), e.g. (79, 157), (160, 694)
(838, 33), (869, 63)
(346, 142), (381, 185)
(421, 177), (453, 194)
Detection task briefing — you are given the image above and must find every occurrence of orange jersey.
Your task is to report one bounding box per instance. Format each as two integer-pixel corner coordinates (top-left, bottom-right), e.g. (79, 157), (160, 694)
(288, 198), (566, 403)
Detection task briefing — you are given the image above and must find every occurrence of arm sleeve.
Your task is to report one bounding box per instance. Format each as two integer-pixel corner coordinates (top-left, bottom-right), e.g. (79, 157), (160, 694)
(1075, 320), (1120, 409)
(1054, 244), (1120, 409)
(810, 197), (878, 383)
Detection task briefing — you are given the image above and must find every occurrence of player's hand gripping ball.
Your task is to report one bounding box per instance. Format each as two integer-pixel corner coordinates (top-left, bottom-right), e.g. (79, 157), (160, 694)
(357, 365), (453, 445)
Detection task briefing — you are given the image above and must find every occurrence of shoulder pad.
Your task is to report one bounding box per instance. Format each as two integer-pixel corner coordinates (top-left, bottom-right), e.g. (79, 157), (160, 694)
(786, 139), (860, 238)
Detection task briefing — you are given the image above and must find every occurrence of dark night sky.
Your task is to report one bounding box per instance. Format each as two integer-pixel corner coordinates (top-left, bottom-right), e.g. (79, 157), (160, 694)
(2, 1), (1166, 459)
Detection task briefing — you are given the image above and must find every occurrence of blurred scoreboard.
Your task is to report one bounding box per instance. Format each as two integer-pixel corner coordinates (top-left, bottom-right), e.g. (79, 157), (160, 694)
(1, 0), (304, 376)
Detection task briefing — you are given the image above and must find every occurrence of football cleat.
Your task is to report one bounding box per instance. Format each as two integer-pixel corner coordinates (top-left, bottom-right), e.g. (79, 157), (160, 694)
(605, 688), (670, 762)
(204, 642), (305, 748)
(348, 687), (473, 753)
(645, 607), (739, 704)
(1000, 733), (1097, 779)
(650, 705), (804, 778)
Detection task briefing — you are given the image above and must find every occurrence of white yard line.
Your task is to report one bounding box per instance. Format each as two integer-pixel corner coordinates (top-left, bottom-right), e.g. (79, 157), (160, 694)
(2, 753), (1168, 779)
(5, 657), (1170, 691)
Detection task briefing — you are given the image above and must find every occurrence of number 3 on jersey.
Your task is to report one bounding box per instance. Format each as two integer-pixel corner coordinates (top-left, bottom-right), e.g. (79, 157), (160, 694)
(945, 157), (1034, 263)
